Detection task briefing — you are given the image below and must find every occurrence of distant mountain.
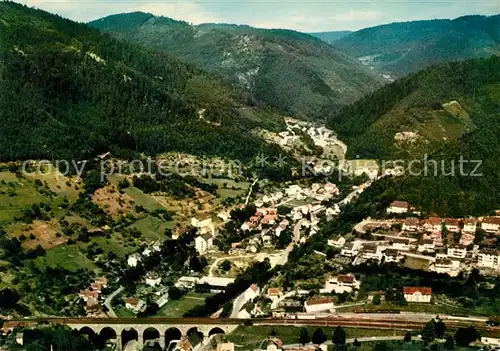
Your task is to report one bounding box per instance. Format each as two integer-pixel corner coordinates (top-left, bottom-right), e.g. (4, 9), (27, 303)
(0, 2), (284, 162)
(308, 31), (352, 43)
(334, 15), (500, 77)
(329, 56), (500, 216)
(89, 12), (384, 120)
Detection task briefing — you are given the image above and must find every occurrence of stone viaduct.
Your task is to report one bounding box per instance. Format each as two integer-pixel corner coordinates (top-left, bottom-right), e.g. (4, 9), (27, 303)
(5, 318), (240, 350)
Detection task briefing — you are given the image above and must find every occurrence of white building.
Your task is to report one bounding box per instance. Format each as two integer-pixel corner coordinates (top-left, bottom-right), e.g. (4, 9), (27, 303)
(124, 297), (146, 313)
(434, 258), (460, 276)
(387, 201), (409, 214)
(402, 218), (420, 232)
(403, 287), (432, 303)
(304, 297), (335, 313)
(392, 238), (411, 251)
(383, 248), (402, 263)
(447, 244), (467, 259)
(361, 244), (383, 262)
(191, 216), (215, 236)
(477, 250), (500, 269)
(482, 217), (500, 233)
(341, 242), (361, 258)
(127, 253), (142, 267)
(444, 218), (460, 233)
(145, 273), (162, 287)
(195, 233), (213, 254)
(463, 219), (478, 233)
(328, 236), (346, 248)
(418, 239), (435, 253)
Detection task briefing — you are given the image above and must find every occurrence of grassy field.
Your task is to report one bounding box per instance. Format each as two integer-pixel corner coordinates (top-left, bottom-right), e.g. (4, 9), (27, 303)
(34, 244), (97, 272)
(227, 326), (405, 349)
(131, 216), (172, 241)
(155, 293), (213, 318)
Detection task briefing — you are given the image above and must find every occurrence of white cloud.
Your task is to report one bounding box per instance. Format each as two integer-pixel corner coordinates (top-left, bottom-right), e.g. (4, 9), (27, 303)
(332, 10), (383, 22)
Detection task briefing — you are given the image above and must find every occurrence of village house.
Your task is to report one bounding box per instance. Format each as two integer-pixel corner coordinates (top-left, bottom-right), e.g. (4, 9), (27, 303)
(124, 297), (146, 313)
(447, 244), (467, 259)
(383, 248), (402, 263)
(463, 219), (478, 233)
(341, 242), (361, 258)
(433, 258), (460, 276)
(423, 231), (443, 247)
(403, 287), (432, 303)
(481, 217), (500, 234)
(328, 236), (346, 248)
(402, 218), (420, 232)
(418, 239), (435, 253)
(304, 297), (335, 313)
(424, 217), (443, 233)
(477, 250), (500, 270)
(387, 201), (410, 214)
(261, 338), (283, 351)
(286, 185), (303, 198)
(444, 218), (460, 233)
(195, 233), (213, 254)
(191, 216), (215, 236)
(460, 232), (475, 246)
(361, 243), (383, 262)
(127, 253), (142, 267)
(321, 274), (359, 294)
(145, 272), (162, 287)
(79, 289), (99, 302)
(392, 238), (411, 251)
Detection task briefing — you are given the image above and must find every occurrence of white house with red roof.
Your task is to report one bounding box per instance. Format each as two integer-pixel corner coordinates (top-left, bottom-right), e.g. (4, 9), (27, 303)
(403, 287), (432, 303)
(463, 219), (478, 233)
(304, 297), (335, 313)
(482, 217), (500, 234)
(387, 201), (410, 214)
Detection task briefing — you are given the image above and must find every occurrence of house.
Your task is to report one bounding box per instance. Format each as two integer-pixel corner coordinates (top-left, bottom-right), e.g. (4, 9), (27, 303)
(261, 338), (283, 351)
(477, 250), (500, 269)
(286, 185), (302, 197)
(198, 277), (235, 293)
(383, 248), (402, 263)
(337, 274), (357, 287)
(79, 289), (99, 302)
(217, 211), (231, 222)
(262, 214), (277, 225)
(145, 273), (162, 287)
(361, 244), (383, 262)
(463, 219), (478, 233)
(191, 216), (215, 236)
(367, 291), (386, 303)
(341, 242), (361, 258)
(481, 217), (500, 234)
(444, 218), (460, 233)
(195, 233), (213, 254)
(328, 236), (346, 248)
(418, 239), (435, 253)
(434, 258), (460, 276)
(94, 277), (108, 288)
(392, 238), (411, 251)
(447, 244), (467, 259)
(304, 297), (335, 313)
(402, 218), (420, 232)
(324, 183), (339, 196)
(217, 343), (235, 351)
(124, 297), (146, 313)
(481, 337), (500, 347)
(387, 201), (409, 214)
(127, 253), (142, 267)
(460, 232), (475, 246)
(267, 288), (282, 298)
(403, 287), (432, 303)
(424, 217), (442, 232)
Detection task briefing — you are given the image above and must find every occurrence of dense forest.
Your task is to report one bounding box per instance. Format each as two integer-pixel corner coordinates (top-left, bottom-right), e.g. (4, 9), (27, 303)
(335, 14), (500, 77)
(0, 2), (284, 162)
(329, 56), (500, 215)
(89, 11), (384, 120)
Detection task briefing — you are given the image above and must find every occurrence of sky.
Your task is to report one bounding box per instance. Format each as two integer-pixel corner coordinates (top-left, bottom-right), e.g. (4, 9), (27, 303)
(15, 0), (500, 32)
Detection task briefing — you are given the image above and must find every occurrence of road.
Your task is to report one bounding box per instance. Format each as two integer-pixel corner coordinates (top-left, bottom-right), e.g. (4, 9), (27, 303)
(281, 336), (404, 349)
(103, 286), (124, 318)
(244, 178), (259, 206)
(293, 219), (305, 243)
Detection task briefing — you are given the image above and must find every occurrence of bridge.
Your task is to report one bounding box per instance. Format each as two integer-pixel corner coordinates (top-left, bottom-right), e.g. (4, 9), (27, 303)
(3, 318), (240, 350)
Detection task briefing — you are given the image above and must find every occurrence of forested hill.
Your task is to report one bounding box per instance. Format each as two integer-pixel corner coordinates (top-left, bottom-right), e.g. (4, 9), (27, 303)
(308, 31), (352, 43)
(334, 15), (500, 77)
(0, 2), (284, 162)
(89, 12), (385, 120)
(329, 56), (500, 216)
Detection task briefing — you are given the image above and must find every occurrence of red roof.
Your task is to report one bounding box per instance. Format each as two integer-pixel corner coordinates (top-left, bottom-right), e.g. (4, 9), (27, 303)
(403, 287), (432, 295)
(391, 201), (409, 209)
(483, 217), (500, 225)
(427, 217), (442, 225)
(337, 274), (355, 283)
(267, 288), (281, 296)
(445, 218), (460, 226)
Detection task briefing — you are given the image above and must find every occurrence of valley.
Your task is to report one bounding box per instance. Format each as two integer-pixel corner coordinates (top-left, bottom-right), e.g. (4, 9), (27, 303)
(0, 2), (500, 351)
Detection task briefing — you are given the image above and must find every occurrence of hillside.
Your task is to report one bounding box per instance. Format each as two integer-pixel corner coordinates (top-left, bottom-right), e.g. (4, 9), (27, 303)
(89, 12), (385, 120)
(308, 30), (352, 43)
(334, 15), (500, 77)
(0, 2), (283, 162)
(329, 55), (500, 215)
